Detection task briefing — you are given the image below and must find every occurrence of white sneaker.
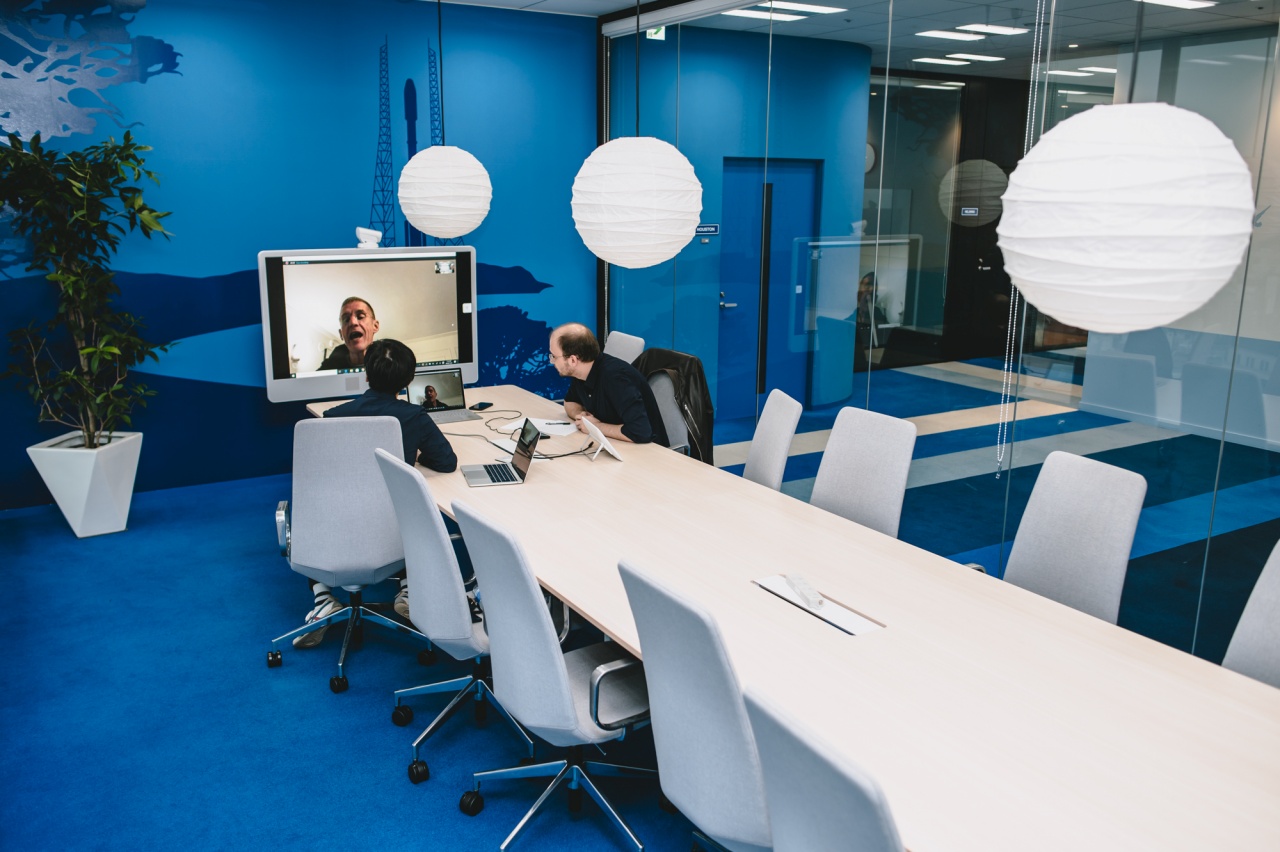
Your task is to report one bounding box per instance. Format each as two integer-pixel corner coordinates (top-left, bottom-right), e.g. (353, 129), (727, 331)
(394, 584), (410, 620)
(293, 596), (342, 649)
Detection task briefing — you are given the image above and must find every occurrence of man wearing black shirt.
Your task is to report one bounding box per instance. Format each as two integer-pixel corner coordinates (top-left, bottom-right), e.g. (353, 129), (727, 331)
(551, 323), (669, 447)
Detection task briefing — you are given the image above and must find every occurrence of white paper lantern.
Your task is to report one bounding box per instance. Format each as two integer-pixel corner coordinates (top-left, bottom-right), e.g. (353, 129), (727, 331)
(398, 145), (492, 239)
(997, 103), (1255, 333)
(571, 137), (703, 269)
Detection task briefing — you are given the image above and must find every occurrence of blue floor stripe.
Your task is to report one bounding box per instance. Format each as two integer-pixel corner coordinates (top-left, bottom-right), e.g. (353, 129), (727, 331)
(714, 369), (1004, 444)
(947, 475), (1280, 572)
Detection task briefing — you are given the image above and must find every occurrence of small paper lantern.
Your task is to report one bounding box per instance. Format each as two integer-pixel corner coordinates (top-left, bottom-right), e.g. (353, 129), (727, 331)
(398, 145), (492, 239)
(997, 103), (1255, 333)
(571, 137), (703, 269)
(939, 159), (1007, 228)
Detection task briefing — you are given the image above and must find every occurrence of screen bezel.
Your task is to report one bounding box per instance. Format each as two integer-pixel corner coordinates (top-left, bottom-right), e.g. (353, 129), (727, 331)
(257, 245), (478, 403)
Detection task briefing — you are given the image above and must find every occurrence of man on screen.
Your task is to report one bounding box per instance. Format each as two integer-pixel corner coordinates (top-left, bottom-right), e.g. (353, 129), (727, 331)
(293, 338), (457, 649)
(423, 385), (447, 411)
(551, 323), (668, 447)
(319, 296), (379, 370)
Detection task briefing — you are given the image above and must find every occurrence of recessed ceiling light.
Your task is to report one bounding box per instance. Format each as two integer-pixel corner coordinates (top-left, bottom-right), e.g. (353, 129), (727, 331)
(723, 9), (805, 20)
(1188, 58), (1229, 65)
(917, 30), (985, 41)
(1068, 44), (1079, 48)
(1136, 0), (1216, 8)
(1046, 70), (1094, 76)
(1058, 90), (1088, 95)
(941, 81), (966, 87)
(957, 24), (1029, 35)
(947, 53), (1005, 62)
(1232, 54), (1267, 61)
(758, 1), (846, 12)
(917, 84), (963, 90)
(913, 57), (971, 65)
(1078, 67), (1117, 73)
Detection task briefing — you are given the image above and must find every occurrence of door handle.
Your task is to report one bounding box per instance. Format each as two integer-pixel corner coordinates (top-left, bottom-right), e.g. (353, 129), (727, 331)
(719, 301), (738, 309)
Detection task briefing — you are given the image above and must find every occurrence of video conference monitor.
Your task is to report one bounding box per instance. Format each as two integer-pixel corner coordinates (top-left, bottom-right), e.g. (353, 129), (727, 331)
(258, 246), (478, 403)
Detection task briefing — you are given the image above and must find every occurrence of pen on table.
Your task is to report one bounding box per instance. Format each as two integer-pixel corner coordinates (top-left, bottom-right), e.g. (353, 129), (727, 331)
(544, 420), (571, 425)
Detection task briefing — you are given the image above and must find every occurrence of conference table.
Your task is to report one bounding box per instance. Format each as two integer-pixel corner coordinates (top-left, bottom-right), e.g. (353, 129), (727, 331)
(388, 384), (1279, 851)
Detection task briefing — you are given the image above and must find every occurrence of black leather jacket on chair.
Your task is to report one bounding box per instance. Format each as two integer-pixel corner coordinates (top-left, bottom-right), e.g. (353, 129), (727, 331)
(632, 348), (715, 466)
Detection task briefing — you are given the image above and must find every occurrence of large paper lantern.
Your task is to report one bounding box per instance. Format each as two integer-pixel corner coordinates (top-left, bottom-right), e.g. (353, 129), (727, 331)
(571, 137), (703, 269)
(997, 103), (1255, 333)
(398, 145), (492, 239)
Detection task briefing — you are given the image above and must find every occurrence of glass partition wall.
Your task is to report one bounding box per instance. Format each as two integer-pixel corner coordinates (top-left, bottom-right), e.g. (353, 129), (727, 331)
(600, 0), (1279, 663)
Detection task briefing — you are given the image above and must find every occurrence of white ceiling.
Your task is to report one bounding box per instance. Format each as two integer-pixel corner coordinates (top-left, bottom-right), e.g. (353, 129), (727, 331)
(435, 0), (1279, 81)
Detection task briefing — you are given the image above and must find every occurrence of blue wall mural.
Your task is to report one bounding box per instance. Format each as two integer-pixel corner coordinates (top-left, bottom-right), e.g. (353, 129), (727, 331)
(1, 0), (597, 510)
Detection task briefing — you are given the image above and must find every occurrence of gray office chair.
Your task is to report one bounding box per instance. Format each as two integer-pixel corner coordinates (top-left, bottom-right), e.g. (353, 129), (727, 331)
(742, 389), (802, 491)
(603, 329), (645, 364)
(1222, 539), (1280, 688)
(268, 417), (431, 692)
(452, 501), (654, 852)
(618, 559), (771, 852)
(649, 371), (690, 453)
(810, 406), (917, 538)
(743, 689), (903, 852)
(373, 449), (534, 783)
(1002, 451), (1147, 624)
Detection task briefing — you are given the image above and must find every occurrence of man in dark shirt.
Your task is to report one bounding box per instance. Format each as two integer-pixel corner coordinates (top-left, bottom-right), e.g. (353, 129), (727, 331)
(294, 339), (456, 648)
(324, 340), (457, 471)
(552, 323), (668, 447)
(318, 296), (379, 371)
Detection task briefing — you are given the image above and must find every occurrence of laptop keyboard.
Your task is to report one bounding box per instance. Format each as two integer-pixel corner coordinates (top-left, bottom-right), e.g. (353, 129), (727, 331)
(483, 463), (517, 483)
(430, 409), (483, 424)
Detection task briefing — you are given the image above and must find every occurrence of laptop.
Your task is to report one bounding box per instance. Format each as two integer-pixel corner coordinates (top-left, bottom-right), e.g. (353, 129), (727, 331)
(408, 368), (482, 424)
(461, 418), (541, 487)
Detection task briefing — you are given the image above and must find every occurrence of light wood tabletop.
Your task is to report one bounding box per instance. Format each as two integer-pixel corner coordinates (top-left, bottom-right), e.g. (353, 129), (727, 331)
(410, 384), (1280, 852)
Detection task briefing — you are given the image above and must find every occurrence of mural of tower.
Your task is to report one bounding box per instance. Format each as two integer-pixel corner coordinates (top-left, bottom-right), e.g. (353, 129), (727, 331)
(426, 43), (465, 247)
(368, 38), (397, 247)
(403, 78), (425, 247)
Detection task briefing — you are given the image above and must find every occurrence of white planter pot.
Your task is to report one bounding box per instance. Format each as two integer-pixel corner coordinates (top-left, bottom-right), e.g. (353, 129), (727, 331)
(27, 431), (143, 538)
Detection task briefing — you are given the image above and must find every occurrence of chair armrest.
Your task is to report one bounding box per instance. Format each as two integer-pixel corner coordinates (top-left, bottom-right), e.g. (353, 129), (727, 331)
(590, 657), (649, 731)
(964, 562), (987, 574)
(276, 500), (290, 557)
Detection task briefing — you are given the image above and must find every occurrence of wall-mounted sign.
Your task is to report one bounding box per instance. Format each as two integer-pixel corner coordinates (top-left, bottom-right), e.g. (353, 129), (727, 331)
(696, 224), (720, 235)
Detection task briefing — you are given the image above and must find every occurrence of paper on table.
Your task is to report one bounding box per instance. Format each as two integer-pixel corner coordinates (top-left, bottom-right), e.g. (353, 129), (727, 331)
(494, 417), (579, 437)
(753, 574), (884, 636)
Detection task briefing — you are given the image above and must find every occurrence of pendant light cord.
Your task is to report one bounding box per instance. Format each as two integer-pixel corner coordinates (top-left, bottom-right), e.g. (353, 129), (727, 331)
(634, 0), (641, 136)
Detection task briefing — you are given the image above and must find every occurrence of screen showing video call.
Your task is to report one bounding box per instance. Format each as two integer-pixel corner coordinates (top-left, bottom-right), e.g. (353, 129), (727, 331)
(262, 249), (474, 381)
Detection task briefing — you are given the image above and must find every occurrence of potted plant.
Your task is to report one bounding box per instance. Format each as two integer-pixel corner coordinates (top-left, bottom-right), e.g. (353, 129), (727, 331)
(1, 131), (172, 537)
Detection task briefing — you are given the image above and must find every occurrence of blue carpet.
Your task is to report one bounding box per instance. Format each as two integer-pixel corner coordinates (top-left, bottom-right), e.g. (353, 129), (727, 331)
(0, 477), (692, 851)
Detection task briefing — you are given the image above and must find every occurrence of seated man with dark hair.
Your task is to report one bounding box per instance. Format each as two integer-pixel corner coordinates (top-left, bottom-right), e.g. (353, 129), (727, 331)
(551, 322), (668, 447)
(293, 339), (457, 648)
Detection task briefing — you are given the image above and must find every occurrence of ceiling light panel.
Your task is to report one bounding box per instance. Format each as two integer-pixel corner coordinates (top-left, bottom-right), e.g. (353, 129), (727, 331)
(1046, 70), (1094, 76)
(759, 1), (846, 13)
(913, 57), (970, 65)
(957, 24), (1030, 35)
(947, 53), (1005, 62)
(917, 30), (985, 41)
(723, 9), (805, 20)
(1078, 67), (1118, 73)
(1136, 0), (1216, 8)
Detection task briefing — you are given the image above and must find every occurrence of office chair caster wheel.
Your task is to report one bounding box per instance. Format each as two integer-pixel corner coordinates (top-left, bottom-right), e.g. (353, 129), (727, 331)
(459, 790), (484, 816)
(330, 675), (349, 693)
(392, 705), (414, 727)
(659, 791), (678, 814)
(408, 760), (430, 784)
(417, 648), (437, 666)
(474, 700), (487, 722)
(568, 786), (583, 813)
(266, 650), (282, 668)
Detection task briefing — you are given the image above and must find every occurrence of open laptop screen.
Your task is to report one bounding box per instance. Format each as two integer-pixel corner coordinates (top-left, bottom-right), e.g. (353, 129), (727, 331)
(408, 368), (466, 412)
(512, 418), (540, 481)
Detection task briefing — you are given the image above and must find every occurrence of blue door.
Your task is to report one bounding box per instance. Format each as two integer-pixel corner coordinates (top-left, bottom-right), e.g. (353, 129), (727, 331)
(718, 158), (822, 421)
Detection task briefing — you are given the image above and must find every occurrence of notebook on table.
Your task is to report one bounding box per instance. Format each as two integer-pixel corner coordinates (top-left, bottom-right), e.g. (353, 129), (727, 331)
(462, 418), (541, 487)
(408, 368), (482, 424)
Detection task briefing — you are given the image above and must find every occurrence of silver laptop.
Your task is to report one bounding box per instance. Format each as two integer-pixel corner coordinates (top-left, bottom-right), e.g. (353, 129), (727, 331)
(408, 368), (482, 424)
(462, 418), (541, 487)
